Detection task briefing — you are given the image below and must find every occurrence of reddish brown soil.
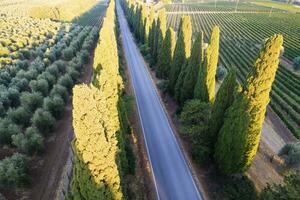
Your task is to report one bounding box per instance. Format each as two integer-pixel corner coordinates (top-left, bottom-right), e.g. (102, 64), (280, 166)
(0, 50), (94, 200)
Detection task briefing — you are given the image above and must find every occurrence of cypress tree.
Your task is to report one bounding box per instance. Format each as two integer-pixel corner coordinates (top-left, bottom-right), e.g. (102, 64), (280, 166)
(147, 7), (155, 46)
(156, 27), (176, 78)
(134, 6), (141, 39)
(153, 8), (167, 64)
(69, 1), (125, 199)
(168, 15), (192, 95)
(194, 26), (220, 103)
(144, 17), (150, 45)
(214, 34), (283, 174)
(208, 69), (236, 151)
(139, 5), (148, 43)
(150, 20), (157, 58)
(178, 32), (204, 103)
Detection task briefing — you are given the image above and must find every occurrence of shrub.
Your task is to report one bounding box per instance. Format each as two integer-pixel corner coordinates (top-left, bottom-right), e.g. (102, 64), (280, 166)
(7, 107), (31, 127)
(279, 142), (300, 167)
(58, 74), (74, 92)
(0, 103), (4, 117)
(0, 118), (20, 144)
(15, 60), (28, 70)
(19, 49), (31, 59)
(214, 175), (258, 200)
(293, 57), (300, 71)
(69, 59), (82, 72)
(20, 92), (43, 112)
(54, 60), (66, 73)
(80, 50), (90, 64)
(29, 79), (49, 96)
(31, 108), (55, 134)
(0, 47), (9, 57)
(37, 72), (56, 86)
(9, 78), (29, 91)
(50, 84), (69, 103)
(30, 57), (45, 73)
(63, 48), (74, 61)
(0, 71), (11, 86)
(180, 100), (212, 164)
(12, 127), (43, 155)
(7, 88), (20, 107)
(260, 170), (300, 200)
(157, 80), (169, 94)
(46, 64), (59, 77)
(180, 100), (211, 136)
(216, 66), (228, 82)
(43, 96), (65, 119)
(0, 153), (29, 187)
(67, 68), (80, 82)
(0, 90), (10, 108)
(192, 144), (211, 165)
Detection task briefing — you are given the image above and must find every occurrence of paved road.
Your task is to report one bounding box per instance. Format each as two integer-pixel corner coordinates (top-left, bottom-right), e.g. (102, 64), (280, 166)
(117, 3), (202, 200)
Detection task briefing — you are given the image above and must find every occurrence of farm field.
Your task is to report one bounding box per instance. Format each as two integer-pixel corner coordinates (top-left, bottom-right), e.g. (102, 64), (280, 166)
(0, 0), (102, 21)
(165, 1), (284, 12)
(252, 1), (300, 13)
(1, 0), (300, 199)
(166, 2), (300, 138)
(0, 1), (107, 199)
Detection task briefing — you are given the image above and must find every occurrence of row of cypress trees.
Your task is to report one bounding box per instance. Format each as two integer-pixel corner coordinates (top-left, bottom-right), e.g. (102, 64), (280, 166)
(121, 0), (283, 174)
(68, 0), (125, 199)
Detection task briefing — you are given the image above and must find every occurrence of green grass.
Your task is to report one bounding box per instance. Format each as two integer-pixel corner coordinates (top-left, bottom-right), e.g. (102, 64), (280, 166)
(251, 1), (300, 13)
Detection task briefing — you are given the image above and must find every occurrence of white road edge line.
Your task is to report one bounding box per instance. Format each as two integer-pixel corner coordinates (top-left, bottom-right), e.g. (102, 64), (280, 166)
(117, 4), (161, 199)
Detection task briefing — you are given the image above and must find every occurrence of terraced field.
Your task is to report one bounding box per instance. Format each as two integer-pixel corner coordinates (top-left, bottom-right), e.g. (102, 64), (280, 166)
(166, 3), (300, 138)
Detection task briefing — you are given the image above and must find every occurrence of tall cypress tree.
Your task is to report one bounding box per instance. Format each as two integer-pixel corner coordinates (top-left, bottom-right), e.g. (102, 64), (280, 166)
(178, 32), (204, 103)
(156, 27), (176, 78)
(150, 20), (157, 59)
(147, 7), (155, 46)
(168, 15), (192, 95)
(208, 69), (236, 151)
(194, 26), (220, 103)
(214, 34), (283, 174)
(153, 8), (167, 64)
(144, 17), (150, 44)
(134, 6), (141, 40)
(139, 5), (148, 43)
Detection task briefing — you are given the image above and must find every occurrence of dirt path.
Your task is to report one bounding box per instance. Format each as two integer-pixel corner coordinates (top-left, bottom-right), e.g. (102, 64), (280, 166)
(28, 51), (94, 200)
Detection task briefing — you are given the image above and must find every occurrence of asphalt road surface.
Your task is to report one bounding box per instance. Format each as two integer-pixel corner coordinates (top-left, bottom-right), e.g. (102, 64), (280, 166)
(117, 3), (202, 200)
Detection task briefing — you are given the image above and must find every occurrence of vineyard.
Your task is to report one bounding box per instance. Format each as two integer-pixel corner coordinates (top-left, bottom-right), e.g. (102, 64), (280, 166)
(166, 3), (300, 138)
(0, 0), (106, 199)
(165, 1), (283, 12)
